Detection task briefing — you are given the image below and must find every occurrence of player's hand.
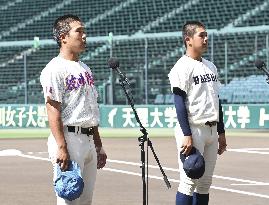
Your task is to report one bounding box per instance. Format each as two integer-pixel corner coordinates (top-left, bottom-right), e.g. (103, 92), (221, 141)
(218, 133), (227, 155)
(96, 147), (107, 169)
(56, 145), (70, 171)
(181, 135), (193, 156)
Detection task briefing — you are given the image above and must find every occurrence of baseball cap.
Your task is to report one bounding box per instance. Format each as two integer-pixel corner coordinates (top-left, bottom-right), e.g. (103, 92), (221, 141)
(180, 147), (205, 179)
(54, 160), (84, 201)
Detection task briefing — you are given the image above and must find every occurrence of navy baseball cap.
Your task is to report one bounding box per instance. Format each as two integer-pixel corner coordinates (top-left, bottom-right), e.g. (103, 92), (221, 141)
(180, 147), (205, 179)
(54, 161), (84, 201)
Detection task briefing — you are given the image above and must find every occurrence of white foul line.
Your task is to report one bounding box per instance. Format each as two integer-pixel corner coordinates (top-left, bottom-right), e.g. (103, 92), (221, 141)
(227, 148), (269, 155)
(231, 183), (269, 186)
(107, 159), (269, 185)
(210, 185), (269, 199)
(103, 168), (269, 199)
(18, 153), (50, 161)
(212, 175), (268, 185)
(7, 155), (267, 186)
(1, 150), (269, 199)
(241, 148), (269, 151)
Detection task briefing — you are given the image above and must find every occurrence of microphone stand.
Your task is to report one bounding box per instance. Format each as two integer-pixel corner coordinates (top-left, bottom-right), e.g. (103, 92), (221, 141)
(260, 69), (269, 84)
(116, 72), (171, 205)
(258, 66), (269, 79)
(255, 61), (269, 84)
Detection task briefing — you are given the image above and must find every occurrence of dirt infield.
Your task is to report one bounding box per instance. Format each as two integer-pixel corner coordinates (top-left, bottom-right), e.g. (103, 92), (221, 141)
(1, 135), (269, 205)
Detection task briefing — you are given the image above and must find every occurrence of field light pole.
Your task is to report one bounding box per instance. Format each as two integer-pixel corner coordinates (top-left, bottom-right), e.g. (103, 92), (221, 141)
(109, 32), (114, 104)
(23, 36), (39, 105)
(225, 40), (228, 86)
(23, 51), (28, 104)
(264, 35), (269, 85)
(144, 38), (148, 104)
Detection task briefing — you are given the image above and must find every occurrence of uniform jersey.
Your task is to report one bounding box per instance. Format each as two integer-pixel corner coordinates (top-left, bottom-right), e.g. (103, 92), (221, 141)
(40, 55), (99, 127)
(168, 55), (220, 125)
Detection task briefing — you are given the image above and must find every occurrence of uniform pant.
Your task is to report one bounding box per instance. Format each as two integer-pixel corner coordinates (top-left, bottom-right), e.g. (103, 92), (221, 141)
(175, 123), (218, 196)
(48, 126), (97, 205)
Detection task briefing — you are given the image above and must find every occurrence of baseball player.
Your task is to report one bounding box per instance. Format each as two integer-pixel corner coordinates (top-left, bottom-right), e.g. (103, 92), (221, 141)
(168, 21), (227, 205)
(40, 14), (107, 205)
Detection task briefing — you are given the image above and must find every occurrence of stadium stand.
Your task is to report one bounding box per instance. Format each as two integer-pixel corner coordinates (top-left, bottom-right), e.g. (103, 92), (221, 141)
(0, 0), (269, 104)
(1, 0), (126, 41)
(219, 75), (269, 104)
(213, 31), (269, 78)
(147, 0), (266, 33)
(0, 0), (59, 40)
(234, 1), (269, 27)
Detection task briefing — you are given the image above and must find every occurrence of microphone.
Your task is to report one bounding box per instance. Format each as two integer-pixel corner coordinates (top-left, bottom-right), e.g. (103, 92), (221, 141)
(108, 57), (130, 85)
(255, 60), (269, 77)
(108, 57), (119, 70)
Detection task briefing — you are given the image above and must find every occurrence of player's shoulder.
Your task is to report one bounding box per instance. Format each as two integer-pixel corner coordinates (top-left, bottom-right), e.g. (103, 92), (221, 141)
(175, 55), (190, 64)
(170, 55), (190, 73)
(79, 61), (91, 70)
(40, 56), (65, 82)
(42, 56), (64, 73)
(202, 58), (217, 70)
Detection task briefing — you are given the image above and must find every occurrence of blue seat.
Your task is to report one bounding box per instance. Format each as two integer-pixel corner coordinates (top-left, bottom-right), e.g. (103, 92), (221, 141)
(154, 94), (164, 104)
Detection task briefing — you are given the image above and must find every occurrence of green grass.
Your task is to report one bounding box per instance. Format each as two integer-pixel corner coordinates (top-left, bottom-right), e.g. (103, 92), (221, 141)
(0, 128), (175, 139)
(0, 128), (50, 139)
(0, 128), (268, 139)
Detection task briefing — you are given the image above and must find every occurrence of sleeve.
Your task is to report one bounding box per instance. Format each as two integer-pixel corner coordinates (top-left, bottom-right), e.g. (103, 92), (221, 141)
(173, 90), (192, 136)
(217, 100), (225, 134)
(168, 64), (190, 94)
(40, 69), (64, 103)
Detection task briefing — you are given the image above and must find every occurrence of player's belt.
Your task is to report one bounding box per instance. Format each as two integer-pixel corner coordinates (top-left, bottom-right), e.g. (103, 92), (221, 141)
(67, 126), (94, 136)
(205, 121), (217, 127)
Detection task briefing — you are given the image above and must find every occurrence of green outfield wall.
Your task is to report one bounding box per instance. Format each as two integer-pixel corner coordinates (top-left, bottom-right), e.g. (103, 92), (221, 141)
(0, 104), (268, 129)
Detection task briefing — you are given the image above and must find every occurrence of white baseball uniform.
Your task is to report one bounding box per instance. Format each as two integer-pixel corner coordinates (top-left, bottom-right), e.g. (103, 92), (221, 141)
(168, 55), (220, 195)
(40, 55), (99, 205)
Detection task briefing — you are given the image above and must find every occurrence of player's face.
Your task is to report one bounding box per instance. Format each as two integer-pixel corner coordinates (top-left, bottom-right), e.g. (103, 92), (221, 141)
(189, 27), (208, 54)
(64, 21), (86, 54)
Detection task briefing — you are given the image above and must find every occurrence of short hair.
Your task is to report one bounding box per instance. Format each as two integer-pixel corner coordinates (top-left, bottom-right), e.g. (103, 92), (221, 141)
(53, 14), (81, 47)
(182, 21), (205, 47)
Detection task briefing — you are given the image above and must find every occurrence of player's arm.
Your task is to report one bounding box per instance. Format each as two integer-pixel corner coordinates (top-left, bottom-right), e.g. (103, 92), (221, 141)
(217, 100), (225, 134)
(46, 97), (70, 170)
(92, 126), (107, 169)
(173, 87), (193, 156)
(217, 100), (227, 155)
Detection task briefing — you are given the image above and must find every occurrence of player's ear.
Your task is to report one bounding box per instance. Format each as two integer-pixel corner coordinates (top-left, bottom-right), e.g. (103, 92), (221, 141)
(185, 36), (192, 47)
(60, 33), (67, 45)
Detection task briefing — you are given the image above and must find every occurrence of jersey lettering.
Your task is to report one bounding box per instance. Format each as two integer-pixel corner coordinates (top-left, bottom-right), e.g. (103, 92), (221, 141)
(65, 71), (94, 91)
(193, 73), (217, 85)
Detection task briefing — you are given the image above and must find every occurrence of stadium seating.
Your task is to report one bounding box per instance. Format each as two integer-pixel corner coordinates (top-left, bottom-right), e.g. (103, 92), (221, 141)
(0, 0), (58, 39)
(1, 0), (269, 104)
(0, 46), (29, 64)
(147, 0), (265, 33)
(219, 75), (269, 104)
(1, 0), (191, 41)
(2, 0), (125, 41)
(212, 31), (269, 79)
(235, 2), (269, 27)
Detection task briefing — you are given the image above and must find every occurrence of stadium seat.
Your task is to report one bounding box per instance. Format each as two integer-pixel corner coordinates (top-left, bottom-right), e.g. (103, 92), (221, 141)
(154, 94), (164, 104)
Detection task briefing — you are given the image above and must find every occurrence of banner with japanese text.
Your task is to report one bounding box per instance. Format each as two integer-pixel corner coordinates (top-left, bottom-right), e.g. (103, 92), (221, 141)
(0, 104), (48, 128)
(0, 104), (269, 129)
(101, 105), (269, 129)
(101, 105), (177, 128)
(222, 105), (269, 129)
